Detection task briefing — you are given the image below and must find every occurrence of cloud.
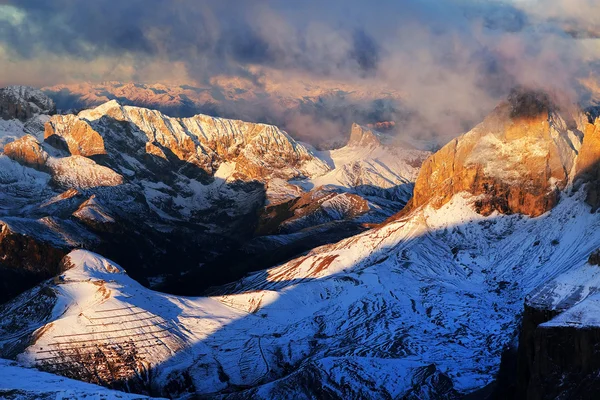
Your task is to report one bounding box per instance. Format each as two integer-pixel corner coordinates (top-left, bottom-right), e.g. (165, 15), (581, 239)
(0, 0), (599, 145)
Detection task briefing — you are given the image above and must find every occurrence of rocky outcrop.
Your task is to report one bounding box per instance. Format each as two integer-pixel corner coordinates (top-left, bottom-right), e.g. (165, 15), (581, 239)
(4, 135), (123, 189)
(516, 260), (600, 399)
(0, 220), (79, 303)
(0, 86), (55, 122)
(574, 114), (600, 210)
(3, 135), (48, 169)
(516, 303), (562, 400)
(257, 188), (370, 235)
(45, 116), (107, 157)
(47, 156), (124, 189)
(410, 89), (582, 217)
(347, 123), (383, 148)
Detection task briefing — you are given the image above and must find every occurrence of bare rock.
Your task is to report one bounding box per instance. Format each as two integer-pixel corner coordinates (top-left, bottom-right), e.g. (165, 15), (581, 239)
(3, 135), (48, 169)
(410, 90), (579, 217)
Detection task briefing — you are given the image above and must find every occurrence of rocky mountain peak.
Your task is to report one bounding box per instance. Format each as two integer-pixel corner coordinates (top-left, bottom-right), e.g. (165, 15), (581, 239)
(3, 134), (49, 168)
(0, 86), (56, 122)
(408, 89), (585, 217)
(586, 106), (600, 124)
(347, 123), (383, 148)
(506, 87), (554, 120)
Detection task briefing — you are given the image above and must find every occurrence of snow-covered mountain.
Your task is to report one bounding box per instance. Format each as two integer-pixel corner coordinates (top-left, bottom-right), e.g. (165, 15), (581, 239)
(2, 89), (600, 398)
(0, 86), (55, 122)
(42, 81), (405, 149)
(0, 89), (426, 302)
(409, 88), (585, 217)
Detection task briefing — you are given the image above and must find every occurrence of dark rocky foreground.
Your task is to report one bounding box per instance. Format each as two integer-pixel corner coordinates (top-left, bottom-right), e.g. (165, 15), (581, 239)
(516, 302), (600, 399)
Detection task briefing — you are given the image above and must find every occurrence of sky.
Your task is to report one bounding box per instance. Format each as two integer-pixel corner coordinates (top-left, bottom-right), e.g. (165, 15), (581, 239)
(0, 0), (598, 144)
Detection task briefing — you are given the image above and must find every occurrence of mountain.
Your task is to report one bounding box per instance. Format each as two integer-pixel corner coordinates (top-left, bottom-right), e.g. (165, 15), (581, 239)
(0, 89), (426, 302)
(409, 88), (584, 217)
(3, 89), (600, 398)
(42, 81), (406, 149)
(0, 86), (55, 122)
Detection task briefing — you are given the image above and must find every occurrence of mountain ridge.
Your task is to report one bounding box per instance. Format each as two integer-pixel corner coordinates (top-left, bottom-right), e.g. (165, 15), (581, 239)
(0, 89), (426, 302)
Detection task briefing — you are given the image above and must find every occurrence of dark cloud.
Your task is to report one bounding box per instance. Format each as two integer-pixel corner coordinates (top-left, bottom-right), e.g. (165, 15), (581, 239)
(0, 0), (598, 145)
(351, 29), (380, 73)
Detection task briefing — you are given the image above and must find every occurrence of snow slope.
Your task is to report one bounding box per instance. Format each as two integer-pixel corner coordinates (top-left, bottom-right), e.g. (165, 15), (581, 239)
(2, 187), (600, 398)
(299, 124), (427, 198)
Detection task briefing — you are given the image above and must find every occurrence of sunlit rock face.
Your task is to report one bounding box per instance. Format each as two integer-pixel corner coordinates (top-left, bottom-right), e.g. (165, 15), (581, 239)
(4, 135), (123, 190)
(3, 135), (49, 169)
(44, 100), (328, 181)
(347, 123), (383, 148)
(411, 89), (584, 217)
(0, 94), (425, 302)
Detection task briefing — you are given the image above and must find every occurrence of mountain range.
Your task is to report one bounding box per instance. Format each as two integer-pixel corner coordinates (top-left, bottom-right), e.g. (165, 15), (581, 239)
(0, 86), (427, 303)
(2, 86), (600, 399)
(42, 81), (407, 150)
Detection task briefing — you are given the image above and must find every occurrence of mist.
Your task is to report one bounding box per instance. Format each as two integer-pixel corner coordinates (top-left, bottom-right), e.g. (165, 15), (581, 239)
(0, 0), (598, 146)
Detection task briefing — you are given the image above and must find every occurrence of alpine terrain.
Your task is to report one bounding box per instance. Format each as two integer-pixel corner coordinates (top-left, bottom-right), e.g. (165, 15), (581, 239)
(0, 86), (427, 302)
(1, 86), (600, 399)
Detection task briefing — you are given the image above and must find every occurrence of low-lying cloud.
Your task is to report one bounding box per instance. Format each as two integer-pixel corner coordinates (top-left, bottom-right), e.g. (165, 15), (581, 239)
(0, 0), (598, 146)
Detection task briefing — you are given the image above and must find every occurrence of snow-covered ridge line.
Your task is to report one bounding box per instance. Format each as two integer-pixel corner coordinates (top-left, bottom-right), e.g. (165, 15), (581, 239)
(46, 99), (329, 181)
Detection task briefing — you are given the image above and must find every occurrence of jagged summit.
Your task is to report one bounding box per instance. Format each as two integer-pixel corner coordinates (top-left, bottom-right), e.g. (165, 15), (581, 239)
(506, 87), (555, 120)
(0, 95), (426, 302)
(407, 89), (592, 217)
(347, 123), (383, 148)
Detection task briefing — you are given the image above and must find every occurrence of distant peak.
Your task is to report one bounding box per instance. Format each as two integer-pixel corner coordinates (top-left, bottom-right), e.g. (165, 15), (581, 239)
(96, 99), (122, 110)
(348, 123), (382, 148)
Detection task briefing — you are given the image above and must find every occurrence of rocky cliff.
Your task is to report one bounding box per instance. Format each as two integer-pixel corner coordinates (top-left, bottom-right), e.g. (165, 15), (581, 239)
(574, 110), (600, 210)
(516, 259), (600, 399)
(45, 100), (328, 181)
(410, 89), (584, 217)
